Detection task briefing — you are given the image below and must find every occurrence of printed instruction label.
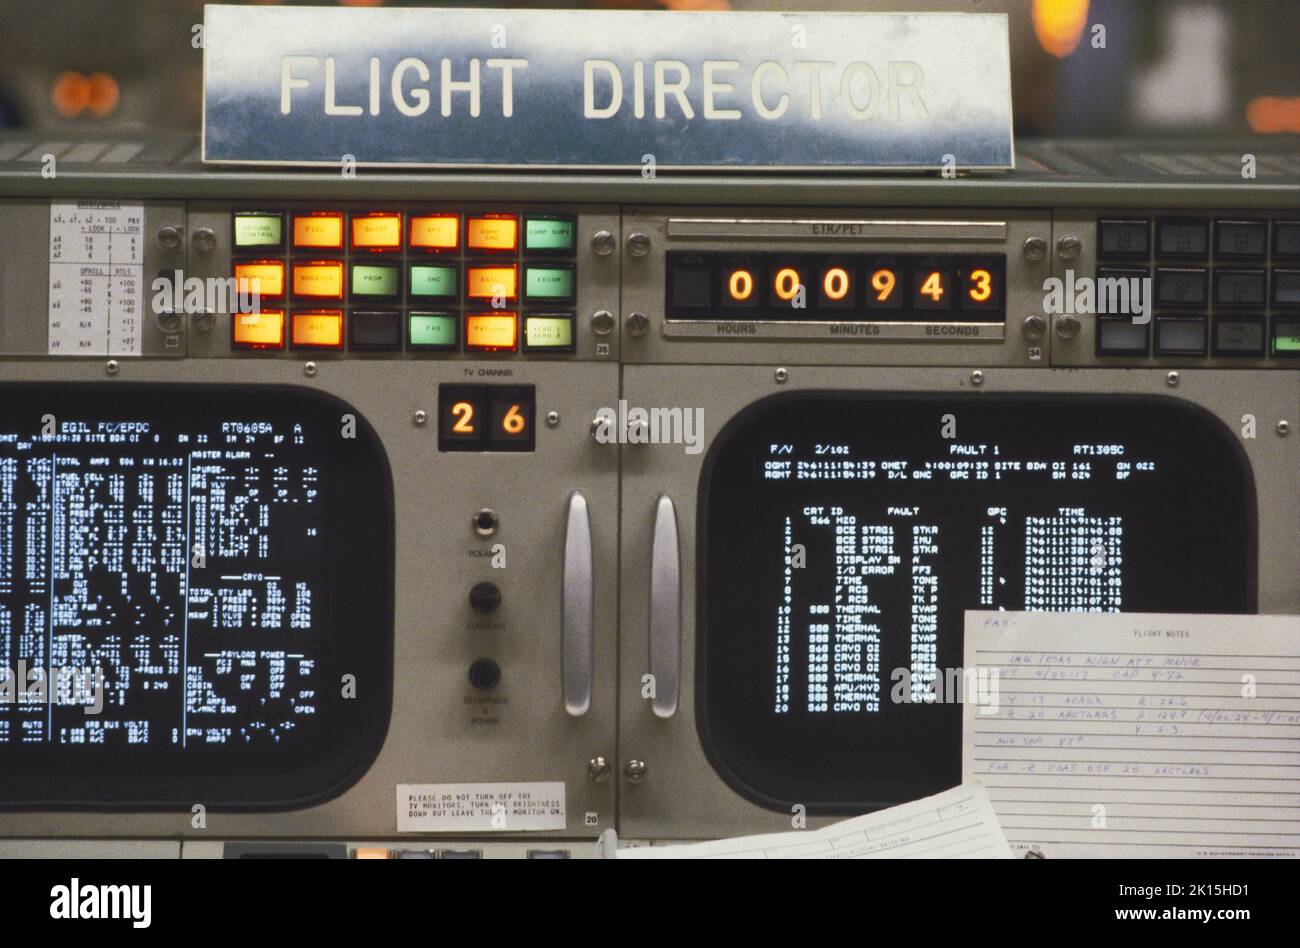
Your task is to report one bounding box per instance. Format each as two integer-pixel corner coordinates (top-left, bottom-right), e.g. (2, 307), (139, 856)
(397, 782), (566, 833)
(48, 202), (145, 356)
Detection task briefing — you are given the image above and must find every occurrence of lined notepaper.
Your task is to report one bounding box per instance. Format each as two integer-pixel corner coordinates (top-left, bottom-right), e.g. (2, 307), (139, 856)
(618, 783), (1011, 859)
(963, 611), (1300, 858)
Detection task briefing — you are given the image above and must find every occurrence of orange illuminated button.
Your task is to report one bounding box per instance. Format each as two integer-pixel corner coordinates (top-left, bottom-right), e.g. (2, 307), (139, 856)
(466, 265), (518, 301)
(232, 309), (284, 350)
(465, 312), (518, 352)
(410, 214), (460, 251)
(466, 215), (518, 252)
(352, 848), (393, 860)
(292, 212), (344, 250)
(232, 261), (285, 299)
(291, 309), (344, 350)
(351, 213), (402, 251)
(293, 261), (345, 299)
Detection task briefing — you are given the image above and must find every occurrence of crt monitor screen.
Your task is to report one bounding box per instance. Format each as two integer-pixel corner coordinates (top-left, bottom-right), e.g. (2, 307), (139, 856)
(0, 385), (392, 808)
(699, 393), (1256, 812)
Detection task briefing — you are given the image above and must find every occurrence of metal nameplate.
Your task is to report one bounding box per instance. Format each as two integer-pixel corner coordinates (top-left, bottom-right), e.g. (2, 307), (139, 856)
(665, 219), (1009, 241)
(661, 321), (1006, 341)
(202, 6), (1014, 171)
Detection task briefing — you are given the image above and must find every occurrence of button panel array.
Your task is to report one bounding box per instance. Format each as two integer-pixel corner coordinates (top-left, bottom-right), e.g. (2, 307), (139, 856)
(1095, 216), (1300, 359)
(667, 252), (1006, 321)
(230, 210), (578, 355)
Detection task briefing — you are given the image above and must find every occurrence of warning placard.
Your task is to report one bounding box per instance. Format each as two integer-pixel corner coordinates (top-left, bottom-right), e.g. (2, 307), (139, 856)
(397, 782), (567, 833)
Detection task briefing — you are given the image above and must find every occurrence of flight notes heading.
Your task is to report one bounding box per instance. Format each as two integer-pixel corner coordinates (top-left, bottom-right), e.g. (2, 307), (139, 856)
(202, 6), (1014, 171)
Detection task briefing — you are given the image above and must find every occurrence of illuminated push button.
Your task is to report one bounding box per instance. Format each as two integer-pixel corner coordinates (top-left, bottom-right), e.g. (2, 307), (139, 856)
(232, 212), (283, 250)
(293, 261), (345, 299)
(863, 256), (905, 311)
(524, 265), (575, 301)
(1156, 219), (1209, 259)
(1215, 220), (1265, 259)
(1214, 269), (1266, 307)
(409, 214), (459, 251)
(718, 256), (760, 312)
(349, 311), (402, 351)
(1271, 319), (1300, 357)
(1212, 316), (1266, 357)
(408, 312), (458, 350)
(350, 212), (402, 251)
(231, 309), (284, 350)
(350, 263), (400, 299)
(291, 309), (344, 350)
(466, 215), (518, 252)
(523, 315), (574, 352)
(232, 260), (285, 299)
(466, 265), (518, 301)
(1097, 218), (1150, 258)
(1154, 316), (1206, 356)
(465, 312), (517, 352)
(911, 258), (954, 310)
(524, 215), (575, 252)
(409, 264), (457, 299)
(1096, 317), (1149, 356)
(292, 212), (344, 250)
(1155, 268), (1206, 306)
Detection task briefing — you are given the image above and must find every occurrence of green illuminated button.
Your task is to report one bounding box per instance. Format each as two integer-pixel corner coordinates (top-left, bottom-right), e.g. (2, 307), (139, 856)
(351, 264), (399, 298)
(409, 264), (457, 298)
(1272, 320), (1300, 357)
(524, 266), (575, 301)
(524, 216), (575, 252)
(409, 312), (457, 349)
(233, 212), (283, 249)
(524, 315), (574, 351)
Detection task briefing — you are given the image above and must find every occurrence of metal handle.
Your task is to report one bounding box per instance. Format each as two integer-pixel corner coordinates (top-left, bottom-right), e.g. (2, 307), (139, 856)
(561, 490), (594, 717)
(649, 495), (681, 719)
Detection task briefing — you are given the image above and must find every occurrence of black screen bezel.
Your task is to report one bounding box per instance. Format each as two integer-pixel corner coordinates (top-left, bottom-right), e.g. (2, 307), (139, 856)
(0, 383), (394, 811)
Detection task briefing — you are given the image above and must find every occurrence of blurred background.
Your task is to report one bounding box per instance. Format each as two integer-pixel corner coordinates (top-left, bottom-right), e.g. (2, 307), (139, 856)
(0, 0), (1296, 139)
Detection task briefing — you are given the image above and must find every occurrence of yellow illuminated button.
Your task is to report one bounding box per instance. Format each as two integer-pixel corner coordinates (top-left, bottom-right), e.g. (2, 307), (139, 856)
(466, 215), (518, 252)
(232, 309), (284, 350)
(293, 261), (344, 299)
(292, 213), (344, 249)
(351, 213), (402, 251)
(291, 309), (344, 350)
(232, 261), (285, 299)
(524, 315), (574, 351)
(466, 265), (518, 301)
(410, 214), (460, 251)
(465, 312), (518, 352)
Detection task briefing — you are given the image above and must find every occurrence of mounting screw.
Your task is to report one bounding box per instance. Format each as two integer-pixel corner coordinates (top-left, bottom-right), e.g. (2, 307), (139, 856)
(775, 367), (789, 384)
(626, 312), (649, 336)
(627, 232), (651, 257)
(1278, 420), (1290, 437)
(191, 227), (217, 254)
(1022, 314), (1047, 341)
(105, 359), (120, 376)
(154, 309), (183, 334)
(157, 225), (182, 252)
(971, 370), (984, 386)
(413, 410), (428, 426)
(1166, 370), (1179, 387)
(1023, 236), (1049, 261)
(304, 361), (318, 377)
(191, 310), (216, 333)
(1055, 314), (1081, 340)
(624, 759), (647, 782)
(1056, 235), (1082, 260)
(587, 756), (611, 783)
(591, 230), (615, 256)
(546, 410), (560, 428)
(591, 310), (615, 335)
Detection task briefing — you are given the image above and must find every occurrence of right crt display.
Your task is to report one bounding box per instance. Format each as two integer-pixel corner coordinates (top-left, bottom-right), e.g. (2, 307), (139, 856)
(698, 394), (1256, 813)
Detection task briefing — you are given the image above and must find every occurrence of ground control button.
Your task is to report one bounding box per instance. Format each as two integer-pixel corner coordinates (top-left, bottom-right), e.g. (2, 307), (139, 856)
(469, 581), (501, 614)
(468, 659), (501, 691)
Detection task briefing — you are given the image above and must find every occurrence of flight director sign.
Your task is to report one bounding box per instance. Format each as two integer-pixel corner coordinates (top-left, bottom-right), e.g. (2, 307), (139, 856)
(202, 6), (1014, 171)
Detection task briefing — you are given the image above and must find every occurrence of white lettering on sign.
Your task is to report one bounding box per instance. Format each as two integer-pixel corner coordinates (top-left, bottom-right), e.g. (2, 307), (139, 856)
(396, 782), (566, 832)
(48, 202), (144, 357)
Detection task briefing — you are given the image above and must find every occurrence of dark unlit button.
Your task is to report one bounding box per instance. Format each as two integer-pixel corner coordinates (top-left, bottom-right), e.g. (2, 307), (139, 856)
(1096, 318), (1148, 355)
(348, 311), (402, 351)
(1213, 318), (1265, 357)
(1155, 318), (1206, 356)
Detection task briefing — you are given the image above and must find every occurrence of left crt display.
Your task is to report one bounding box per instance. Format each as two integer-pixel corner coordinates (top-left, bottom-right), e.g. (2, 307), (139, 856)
(0, 385), (393, 809)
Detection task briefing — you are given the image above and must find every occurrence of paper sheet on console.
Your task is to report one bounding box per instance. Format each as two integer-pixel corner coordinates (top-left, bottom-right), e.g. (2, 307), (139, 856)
(617, 783), (1011, 859)
(963, 611), (1300, 858)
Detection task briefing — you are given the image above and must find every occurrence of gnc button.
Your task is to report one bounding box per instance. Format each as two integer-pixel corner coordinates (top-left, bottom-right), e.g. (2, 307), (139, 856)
(467, 215), (518, 252)
(466, 265), (518, 301)
(410, 214), (459, 251)
(293, 261), (344, 299)
(232, 261), (285, 299)
(465, 313), (517, 352)
(291, 310), (343, 350)
(292, 213), (343, 250)
(232, 309), (284, 349)
(350, 213), (402, 251)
